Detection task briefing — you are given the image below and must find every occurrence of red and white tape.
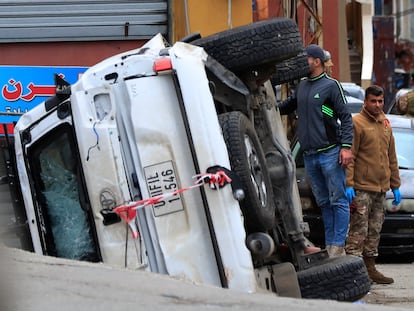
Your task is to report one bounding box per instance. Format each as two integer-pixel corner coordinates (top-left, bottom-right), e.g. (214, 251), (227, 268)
(113, 170), (232, 239)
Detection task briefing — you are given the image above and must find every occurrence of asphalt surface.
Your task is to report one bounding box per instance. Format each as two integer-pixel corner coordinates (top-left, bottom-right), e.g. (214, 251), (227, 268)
(1, 246), (412, 311)
(359, 262), (414, 309)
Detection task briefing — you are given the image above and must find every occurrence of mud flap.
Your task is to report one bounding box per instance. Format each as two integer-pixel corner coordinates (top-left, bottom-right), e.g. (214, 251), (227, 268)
(255, 262), (301, 298)
(272, 262), (302, 298)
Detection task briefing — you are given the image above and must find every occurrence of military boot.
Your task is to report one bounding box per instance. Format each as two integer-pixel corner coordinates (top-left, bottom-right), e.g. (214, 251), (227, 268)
(363, 256), (394, 284)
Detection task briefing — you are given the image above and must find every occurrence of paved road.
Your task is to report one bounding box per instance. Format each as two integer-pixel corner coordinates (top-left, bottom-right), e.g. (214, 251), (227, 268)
(0, 247), (411, 311)
(360, 262), (414, 309)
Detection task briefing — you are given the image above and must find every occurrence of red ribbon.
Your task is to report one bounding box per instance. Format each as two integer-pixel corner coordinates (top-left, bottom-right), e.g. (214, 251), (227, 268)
(113, 170), (232, 239)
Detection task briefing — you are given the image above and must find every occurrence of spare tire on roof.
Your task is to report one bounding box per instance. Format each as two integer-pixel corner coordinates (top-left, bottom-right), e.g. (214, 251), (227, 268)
(192, 18), (304, 72)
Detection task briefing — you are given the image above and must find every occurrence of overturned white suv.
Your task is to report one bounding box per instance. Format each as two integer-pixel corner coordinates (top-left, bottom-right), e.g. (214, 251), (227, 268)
(11, 18), (370, 301)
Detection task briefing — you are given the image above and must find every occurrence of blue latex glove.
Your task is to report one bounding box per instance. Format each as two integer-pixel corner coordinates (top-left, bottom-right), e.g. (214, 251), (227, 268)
(346, 187), (355, 204)
(392, 189), (402, 205)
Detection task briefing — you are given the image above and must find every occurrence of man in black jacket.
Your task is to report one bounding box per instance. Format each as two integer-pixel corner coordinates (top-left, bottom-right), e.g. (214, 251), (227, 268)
(278, 44), (354, 257)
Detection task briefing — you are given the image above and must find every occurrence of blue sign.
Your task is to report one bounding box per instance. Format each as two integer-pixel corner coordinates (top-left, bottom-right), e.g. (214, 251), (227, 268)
(0, 66), (88, 124)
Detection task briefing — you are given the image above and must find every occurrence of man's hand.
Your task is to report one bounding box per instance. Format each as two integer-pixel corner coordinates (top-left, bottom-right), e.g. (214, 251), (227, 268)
(340, 148), (353, 167)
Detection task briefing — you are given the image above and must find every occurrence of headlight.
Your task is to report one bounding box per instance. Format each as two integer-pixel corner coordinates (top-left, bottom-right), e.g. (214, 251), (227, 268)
(385, 198), (414, 213)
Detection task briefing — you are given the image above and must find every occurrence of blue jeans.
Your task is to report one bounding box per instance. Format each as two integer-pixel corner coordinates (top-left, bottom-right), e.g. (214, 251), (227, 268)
(304, 146), (350, 246)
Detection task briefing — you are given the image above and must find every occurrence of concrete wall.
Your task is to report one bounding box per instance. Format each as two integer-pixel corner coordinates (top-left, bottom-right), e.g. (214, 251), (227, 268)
(321, 0), (351, 82)
(0, 41), (146, 67)
(171, 0), (253, 43)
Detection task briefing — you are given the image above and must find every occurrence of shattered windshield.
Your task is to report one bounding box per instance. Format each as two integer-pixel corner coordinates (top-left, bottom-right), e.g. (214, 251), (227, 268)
(28, 124), (100, 261)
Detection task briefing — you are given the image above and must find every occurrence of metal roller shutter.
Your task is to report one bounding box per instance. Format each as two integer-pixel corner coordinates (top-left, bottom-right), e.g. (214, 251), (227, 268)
(0, 0), (168, 43)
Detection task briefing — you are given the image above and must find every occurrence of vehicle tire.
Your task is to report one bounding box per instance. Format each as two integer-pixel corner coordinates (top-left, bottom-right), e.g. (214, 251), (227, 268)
(271, 51), (310, 85)
(297, 255), (371, 301)
(218, 112), (275, 233)
(192, 18), (303, 72)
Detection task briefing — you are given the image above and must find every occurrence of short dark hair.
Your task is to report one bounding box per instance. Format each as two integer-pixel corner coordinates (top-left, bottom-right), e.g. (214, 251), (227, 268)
(365, 85), (384, 99)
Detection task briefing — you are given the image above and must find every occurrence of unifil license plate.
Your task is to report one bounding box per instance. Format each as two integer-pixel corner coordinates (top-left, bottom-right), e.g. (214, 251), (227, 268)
(144, 161), (184, 217)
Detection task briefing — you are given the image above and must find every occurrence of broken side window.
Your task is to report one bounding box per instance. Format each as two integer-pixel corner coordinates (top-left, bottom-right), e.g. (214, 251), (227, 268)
(28, 124), (100, 262)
